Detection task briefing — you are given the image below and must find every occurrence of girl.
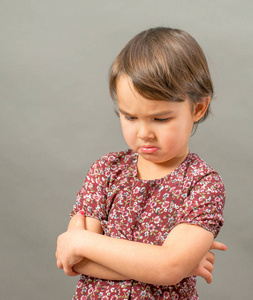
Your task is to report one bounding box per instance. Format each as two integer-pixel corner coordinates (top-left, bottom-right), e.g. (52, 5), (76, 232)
(56, 27), (226, 299)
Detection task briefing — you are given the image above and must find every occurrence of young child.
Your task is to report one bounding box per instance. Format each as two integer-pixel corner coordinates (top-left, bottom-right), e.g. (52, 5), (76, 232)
(56, 27), (227, 299)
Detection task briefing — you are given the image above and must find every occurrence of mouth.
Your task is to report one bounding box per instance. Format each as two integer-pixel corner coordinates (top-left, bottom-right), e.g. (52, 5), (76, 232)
(139, 146), (159, 154)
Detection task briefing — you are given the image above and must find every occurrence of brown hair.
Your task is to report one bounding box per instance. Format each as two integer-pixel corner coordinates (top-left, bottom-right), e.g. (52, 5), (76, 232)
(109, 27), (213, 124)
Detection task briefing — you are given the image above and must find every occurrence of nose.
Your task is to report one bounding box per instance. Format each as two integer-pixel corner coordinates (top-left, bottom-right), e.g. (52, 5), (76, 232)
(137, 123), (155, 141)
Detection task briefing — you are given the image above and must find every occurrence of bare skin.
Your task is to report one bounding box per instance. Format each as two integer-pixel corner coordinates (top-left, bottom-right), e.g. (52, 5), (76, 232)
(56, 75), (227, 286)
(56, 213), (227, 285)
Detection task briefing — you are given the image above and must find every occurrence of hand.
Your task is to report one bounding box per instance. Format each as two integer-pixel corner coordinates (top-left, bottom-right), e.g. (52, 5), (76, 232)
(67, 210), (86, 231)
(189, 240), (227, 283)
(56, 211), (86, 276)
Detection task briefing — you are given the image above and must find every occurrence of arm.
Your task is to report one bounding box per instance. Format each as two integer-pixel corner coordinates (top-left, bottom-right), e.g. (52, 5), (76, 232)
(57, 212), (129, 280)
(189, 240), (227, 283)
(73, 257), (128, 280)
(56, 222), (227, 285)
(65, 214), (220, 281)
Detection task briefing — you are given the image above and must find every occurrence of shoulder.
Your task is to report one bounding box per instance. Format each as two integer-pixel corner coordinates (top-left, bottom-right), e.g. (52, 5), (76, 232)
(97, 149), (135, 166)
(183, 153), (225, 188)
(89, 149), (136, 174)
(173, 154), (226, 238)
(185, 153), (220, 176)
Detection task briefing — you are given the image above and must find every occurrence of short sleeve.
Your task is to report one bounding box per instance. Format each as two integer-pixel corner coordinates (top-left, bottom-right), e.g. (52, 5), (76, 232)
(70, 158), (109, 222)
(176, 172), (225, 238)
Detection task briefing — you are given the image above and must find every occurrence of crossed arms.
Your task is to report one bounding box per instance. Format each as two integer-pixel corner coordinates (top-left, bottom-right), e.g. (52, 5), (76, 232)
(56, 212), (227, 286)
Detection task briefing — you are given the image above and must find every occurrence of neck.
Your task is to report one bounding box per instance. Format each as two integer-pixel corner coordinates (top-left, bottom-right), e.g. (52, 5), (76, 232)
(137, 153), (189, 181)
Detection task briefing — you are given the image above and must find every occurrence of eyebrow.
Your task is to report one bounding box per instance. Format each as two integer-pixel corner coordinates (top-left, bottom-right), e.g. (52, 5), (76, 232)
(152, 111), (173, 117)
(118, 108), (131, 115)
(118, 108), (173, 117)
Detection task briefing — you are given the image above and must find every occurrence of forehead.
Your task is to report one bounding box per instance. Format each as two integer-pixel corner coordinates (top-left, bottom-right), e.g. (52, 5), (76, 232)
(116, 75), (190, 114)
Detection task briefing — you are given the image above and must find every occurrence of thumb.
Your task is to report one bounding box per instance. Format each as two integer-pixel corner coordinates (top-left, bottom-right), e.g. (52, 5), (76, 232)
(68, 211), (86, 231)
(74, 211), (86, 229)
(210, 241), (227, 251)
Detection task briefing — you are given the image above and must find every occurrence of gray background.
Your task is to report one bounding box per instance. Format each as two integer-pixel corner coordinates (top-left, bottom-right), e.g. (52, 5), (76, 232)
(1, 1), (252, 299)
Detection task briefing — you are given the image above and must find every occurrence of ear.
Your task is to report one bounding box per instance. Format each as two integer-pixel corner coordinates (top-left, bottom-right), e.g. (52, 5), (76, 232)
(193, 97), (211, 122)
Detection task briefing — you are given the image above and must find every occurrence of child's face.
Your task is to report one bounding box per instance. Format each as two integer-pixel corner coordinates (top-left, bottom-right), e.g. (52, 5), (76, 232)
(116, 76), (204, 171)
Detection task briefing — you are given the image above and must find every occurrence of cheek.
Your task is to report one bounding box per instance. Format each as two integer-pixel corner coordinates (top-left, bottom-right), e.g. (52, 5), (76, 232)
(163, 132), (179, 147)
(161, 122), (190, 145)
(174, 114), (193, 134)
(121, 123), (136, 145)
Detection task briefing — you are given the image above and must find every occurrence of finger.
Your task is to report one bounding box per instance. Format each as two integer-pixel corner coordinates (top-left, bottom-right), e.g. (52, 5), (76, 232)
(64, 266), (80, 277)
(204, 260), (214, 274)
(57, 259), (63, 269)
(67, 214), (79, 230)
(200, 267), (213, 284)
(205, 251), (215, 264)
(74, 211), (86, 229)
(68, 211), (86, 231)
(210, 241), (227, 251)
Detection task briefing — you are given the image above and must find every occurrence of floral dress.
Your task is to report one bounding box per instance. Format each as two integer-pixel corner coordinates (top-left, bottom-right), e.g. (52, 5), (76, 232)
(71, 150), (225, 299)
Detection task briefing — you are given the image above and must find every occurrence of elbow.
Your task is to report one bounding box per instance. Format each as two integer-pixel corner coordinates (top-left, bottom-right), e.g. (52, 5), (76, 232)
(155, 261), (185, 286)
(158, 272), (182, 286)
(169, 273), (184, 286)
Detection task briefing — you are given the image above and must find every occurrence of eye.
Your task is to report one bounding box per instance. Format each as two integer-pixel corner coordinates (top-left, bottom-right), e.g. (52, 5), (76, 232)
(124, 115), (137, 121)
(154, 117), (170, 122)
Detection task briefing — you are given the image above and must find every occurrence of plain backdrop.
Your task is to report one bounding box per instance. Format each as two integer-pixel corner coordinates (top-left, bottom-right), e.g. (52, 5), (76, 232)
(1, 1), (252, 299)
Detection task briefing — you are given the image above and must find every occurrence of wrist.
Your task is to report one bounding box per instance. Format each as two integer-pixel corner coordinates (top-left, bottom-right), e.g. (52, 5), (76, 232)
(74, 229), (88, 257)
(75, 230), (104, 261)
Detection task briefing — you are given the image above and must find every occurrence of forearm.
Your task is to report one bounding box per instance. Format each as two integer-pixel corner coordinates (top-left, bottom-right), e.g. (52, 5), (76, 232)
(59, 216), (214, 285)
(73, 257), (129, 280)
(74, 225), (214, 286)
(75, 231), (179, 286)
(68, 214), (129, 280)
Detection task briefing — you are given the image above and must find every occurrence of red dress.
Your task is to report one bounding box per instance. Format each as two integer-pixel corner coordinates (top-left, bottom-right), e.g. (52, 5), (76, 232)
(71, 150), (225, 299)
